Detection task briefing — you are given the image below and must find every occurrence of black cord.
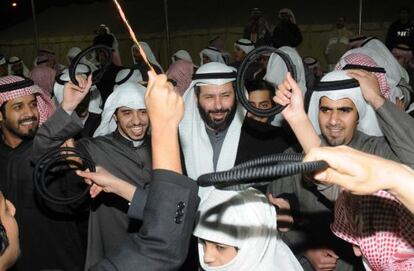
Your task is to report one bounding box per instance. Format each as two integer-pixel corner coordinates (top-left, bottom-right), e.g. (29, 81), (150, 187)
(197, 153), (328, 190)
(68, 44), (112, 85)
(236, 46), (298, 117)
(33, 147), (95, 205)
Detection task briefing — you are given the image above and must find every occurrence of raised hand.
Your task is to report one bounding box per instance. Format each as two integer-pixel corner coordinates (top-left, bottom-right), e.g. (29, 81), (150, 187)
(62, 74), (93, 113)
(274, 72), (306, 121)
(346, 69), (385, 109)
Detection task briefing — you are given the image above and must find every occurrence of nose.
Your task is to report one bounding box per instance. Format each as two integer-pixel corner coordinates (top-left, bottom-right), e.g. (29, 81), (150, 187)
(213, 96), (223, 111)
(203, 246), (216, 265)
(22, 104), (36, 119)
(131, 112), (142, 125)
(328, 110), (339, 126)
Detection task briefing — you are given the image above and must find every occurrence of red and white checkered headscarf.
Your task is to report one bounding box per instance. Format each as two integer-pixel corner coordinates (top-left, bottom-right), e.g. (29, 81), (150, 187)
(335, 53), (390, 98)
(332, 190), (414, 271)
(0, 75), (55, 124)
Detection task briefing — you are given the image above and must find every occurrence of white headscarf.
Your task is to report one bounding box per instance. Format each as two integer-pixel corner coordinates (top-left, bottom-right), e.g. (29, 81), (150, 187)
(264, 46), (307, 126)
(360, 38), (409, 83)
(308, 70), (383, 137)
(131, 42), (164, 73)
(93, 81), (146, 137)
(0, 55), (6, 65)
(172, 49), (194, 64)
(114, 68), (143, 88)
(179, 62), (245, 199)
(53, 64), (102, 115)
(193, 188), (303, 271)
(7, 56), (30, 77)
(234, 39), (255, 55)
(200, 47), (226, 66)
(66, 47), (98, 72)
(340, 46), (408, 103)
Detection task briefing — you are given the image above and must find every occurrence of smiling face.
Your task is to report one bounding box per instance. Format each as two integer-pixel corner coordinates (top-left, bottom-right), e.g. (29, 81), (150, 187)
(200, 238), (238, 267)
(114, 106), (149, 141)
(0, 94), (39, 146)
(318, 96), (359, 146)
(196, 82), (237, 132)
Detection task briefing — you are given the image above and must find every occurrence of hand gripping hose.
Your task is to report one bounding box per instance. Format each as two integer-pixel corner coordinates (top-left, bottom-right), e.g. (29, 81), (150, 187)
(33, 147), (95, 205)
(68, 44), (112, 85)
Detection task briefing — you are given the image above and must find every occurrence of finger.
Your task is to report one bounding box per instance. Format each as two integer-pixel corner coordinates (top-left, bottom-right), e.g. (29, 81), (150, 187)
(83, 178), (93, 186)
(76, 170), (95, 180)
(286, 72), (302, 95)
(325, 249), (339, 259)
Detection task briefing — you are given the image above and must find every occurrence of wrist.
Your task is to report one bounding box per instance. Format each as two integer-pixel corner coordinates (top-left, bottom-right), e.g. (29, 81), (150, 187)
(61, 102), (77, 113)
(368, 95), (385, 109)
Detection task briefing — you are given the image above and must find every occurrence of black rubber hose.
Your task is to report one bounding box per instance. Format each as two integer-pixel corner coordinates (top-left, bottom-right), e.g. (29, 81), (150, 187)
(68, 44), (112, 85)
(33, 147), (95, 205)
(197, 153), (328, 189)
(236, 46), (298, 117)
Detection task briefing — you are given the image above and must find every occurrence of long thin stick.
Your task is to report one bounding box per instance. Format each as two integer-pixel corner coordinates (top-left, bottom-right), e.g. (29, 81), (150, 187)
(112, 0), (156, 74)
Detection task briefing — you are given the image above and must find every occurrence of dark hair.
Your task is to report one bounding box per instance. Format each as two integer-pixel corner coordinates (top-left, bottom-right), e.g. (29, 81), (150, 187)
(0, 101), (7, 120)
(245, 80), (275, 96)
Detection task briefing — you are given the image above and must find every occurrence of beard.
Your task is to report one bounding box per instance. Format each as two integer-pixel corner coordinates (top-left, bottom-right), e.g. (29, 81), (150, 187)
(2, 116), (38, 140)
(197, 101), (237, 132)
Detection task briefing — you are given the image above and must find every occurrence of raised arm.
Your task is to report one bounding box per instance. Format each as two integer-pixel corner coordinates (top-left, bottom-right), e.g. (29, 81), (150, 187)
(275, 72), (321, 153)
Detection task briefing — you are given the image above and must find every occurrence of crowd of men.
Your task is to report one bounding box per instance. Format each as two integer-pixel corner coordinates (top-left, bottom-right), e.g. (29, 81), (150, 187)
(0, 5), (414, 271)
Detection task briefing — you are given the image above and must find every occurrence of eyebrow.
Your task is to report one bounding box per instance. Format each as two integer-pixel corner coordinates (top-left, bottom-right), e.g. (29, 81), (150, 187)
(320, 106), (354, 110)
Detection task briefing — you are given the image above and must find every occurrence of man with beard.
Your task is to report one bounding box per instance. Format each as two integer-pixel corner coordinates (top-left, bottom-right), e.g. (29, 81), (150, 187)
(32, 77), (152, 270)
(268, 70), (414, 271)
(179, 62), (296, 269)
(0, 75), (86, 270)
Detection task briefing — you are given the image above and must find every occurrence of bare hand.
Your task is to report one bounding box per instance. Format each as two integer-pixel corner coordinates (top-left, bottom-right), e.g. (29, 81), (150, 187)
(145, 71), (184, 130)
(60, 138), (82, 167)
(304, 146), (405, 195)
(346, 69), (385, 109)
(268, 194), (294, 232)
(62, 74), (93, 112)
(394, 97), (406, 112)
(76, 166), (123, 198)
(305, 248), (339, 271)
(274, 72), (306, 121)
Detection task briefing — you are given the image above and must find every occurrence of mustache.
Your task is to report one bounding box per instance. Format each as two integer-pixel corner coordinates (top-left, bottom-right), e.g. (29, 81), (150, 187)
(18, 117), (38, 125)
(208, 109), (229, 114)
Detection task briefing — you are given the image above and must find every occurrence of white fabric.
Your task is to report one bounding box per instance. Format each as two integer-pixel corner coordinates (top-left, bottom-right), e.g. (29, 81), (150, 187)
(172, 49), (194, 64)
(308, 70), (383, 137)
(179, 62), (245, 199)
(66, 47), (98, 72)
(53, 64), (102, 114)
(114, 68), (143, 87)
(193, 188), (303, 271)
(264, 46), (307, 126)
(200, 47), (226, 66)
(131, 42), (164, 73)
(0, 55), (5, 65)
(234, 39), (255, 55)
(93, 81), (146, 137)
(361, 38), (409, 83)
(340, 46), (407, 102)
(7, 56), (30, 77)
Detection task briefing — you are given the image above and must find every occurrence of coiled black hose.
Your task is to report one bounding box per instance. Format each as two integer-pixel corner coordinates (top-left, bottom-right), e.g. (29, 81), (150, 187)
(68, 44), (112, 85)
(33, 147), (95, 205)
(236, 46), (297, 117)
(197, 153), (328, 189)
